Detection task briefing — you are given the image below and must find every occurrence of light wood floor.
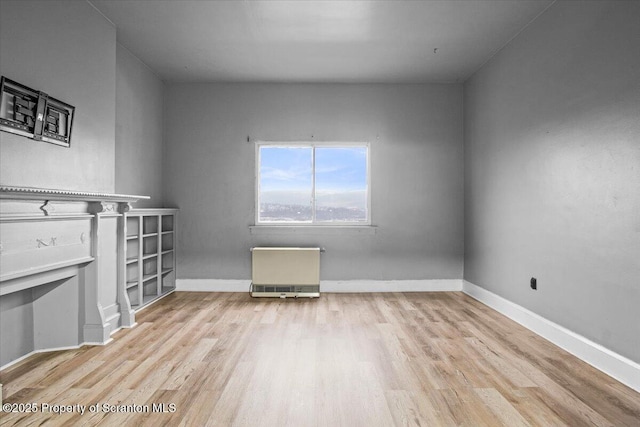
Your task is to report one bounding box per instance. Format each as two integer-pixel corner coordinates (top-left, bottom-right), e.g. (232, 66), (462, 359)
(1, 292), (639, 426)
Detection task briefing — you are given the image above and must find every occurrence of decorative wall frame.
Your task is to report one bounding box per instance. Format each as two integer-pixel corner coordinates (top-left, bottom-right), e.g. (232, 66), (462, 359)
(0, 76), (75, 147)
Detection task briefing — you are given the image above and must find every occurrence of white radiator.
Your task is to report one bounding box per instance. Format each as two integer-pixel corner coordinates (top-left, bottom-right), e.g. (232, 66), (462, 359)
(251, 247), (320, 298)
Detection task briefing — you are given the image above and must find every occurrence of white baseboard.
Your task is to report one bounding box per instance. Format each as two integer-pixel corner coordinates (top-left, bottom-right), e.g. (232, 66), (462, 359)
(0, 339), (112, 372)
(462, 280), (640, 393)
(322, 279), (462, 292)
(105, 312), (121, 335)
(176, 279), (463, 293)
(177, 279), (251, 292)
(1, 319), (129, 371)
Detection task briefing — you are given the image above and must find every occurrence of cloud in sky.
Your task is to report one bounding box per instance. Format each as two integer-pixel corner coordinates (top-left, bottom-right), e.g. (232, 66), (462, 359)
(259, 145), (367, 191)
(260, 165), (311, 182)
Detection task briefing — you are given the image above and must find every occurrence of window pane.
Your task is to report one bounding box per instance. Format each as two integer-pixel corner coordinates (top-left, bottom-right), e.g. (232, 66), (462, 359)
(315, 147), (367, 222)
(259, 146), (313, 222)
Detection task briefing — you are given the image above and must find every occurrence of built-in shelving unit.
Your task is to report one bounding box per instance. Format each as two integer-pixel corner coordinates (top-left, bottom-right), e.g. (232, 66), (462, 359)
(123, 208), (178, 311)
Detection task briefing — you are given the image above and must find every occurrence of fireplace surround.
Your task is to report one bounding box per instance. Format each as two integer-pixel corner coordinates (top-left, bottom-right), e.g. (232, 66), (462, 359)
(0, 185), (149, 368)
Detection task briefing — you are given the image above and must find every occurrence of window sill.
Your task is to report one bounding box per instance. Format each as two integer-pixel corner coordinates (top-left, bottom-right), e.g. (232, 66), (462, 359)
(249, 225), (377, 235)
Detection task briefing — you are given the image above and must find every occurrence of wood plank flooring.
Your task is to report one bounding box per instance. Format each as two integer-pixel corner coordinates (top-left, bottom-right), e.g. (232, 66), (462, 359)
(1, 292), (639, 426)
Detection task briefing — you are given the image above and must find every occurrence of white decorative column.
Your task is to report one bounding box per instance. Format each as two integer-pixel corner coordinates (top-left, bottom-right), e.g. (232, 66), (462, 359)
(117, 202), (136, 328)
(83, 201), (125, 343)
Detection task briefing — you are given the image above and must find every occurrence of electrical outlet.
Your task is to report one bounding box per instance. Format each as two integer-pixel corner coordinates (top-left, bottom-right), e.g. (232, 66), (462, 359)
(530, 277), (537, 290)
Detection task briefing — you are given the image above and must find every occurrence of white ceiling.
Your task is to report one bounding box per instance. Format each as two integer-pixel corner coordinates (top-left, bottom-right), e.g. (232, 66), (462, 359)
(90, 0), (554, 83)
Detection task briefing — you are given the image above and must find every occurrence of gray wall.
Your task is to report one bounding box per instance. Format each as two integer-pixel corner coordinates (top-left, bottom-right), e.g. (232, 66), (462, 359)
(464, 1), (640, 362)
(0, 0), (116, 193)
(164, 83), (463, 281)
(115, 43), (165, 207)
(0, 1), (165, 367)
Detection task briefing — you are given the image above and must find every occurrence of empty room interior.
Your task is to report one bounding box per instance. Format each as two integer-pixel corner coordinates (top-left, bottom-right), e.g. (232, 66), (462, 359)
(0, 0), (639, 425)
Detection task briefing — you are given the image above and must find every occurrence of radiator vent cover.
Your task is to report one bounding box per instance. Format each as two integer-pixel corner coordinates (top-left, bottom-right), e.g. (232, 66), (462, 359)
(252, 285), (319, 294)
(251, 247), (320, 298)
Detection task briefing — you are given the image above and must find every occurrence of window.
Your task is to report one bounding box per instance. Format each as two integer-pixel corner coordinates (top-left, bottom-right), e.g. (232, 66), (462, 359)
(257, 142), (370, 225)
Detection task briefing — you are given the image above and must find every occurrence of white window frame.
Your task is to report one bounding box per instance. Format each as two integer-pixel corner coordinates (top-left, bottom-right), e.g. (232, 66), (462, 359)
(255, 141), (371, 226)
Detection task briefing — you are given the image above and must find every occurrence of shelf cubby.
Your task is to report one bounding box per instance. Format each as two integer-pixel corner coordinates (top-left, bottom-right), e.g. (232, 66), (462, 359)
(143, 235), (158, 255)
(126, 262), (138, 283)
(143, 215), (158, 235)
(161, 233), (173, 252)
(161, 251), (174, 271)
(127, 286), (140, 308)
(126, 238), (139, 256)
(161, 270), (176, 294)
(161, 215), (174, 232)
(126, 216), (139, 238)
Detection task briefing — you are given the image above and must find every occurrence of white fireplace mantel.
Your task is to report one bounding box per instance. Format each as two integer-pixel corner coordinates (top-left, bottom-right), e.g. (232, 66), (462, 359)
(0, 185), (149, 369)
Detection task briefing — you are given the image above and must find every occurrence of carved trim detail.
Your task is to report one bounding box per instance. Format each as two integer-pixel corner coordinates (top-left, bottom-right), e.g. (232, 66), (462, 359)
(118, 202), (133, 214)
(89, 201), (117, 214)
(0, 185), (148, 202)
(39, 200), (55, 216)
(36, 237), (57, 248)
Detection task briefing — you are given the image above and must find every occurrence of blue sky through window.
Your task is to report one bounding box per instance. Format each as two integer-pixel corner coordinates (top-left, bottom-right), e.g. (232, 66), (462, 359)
(260, 147), (312, 192)
(259, 145), (368, 222)
(315, 147), (367, 192)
